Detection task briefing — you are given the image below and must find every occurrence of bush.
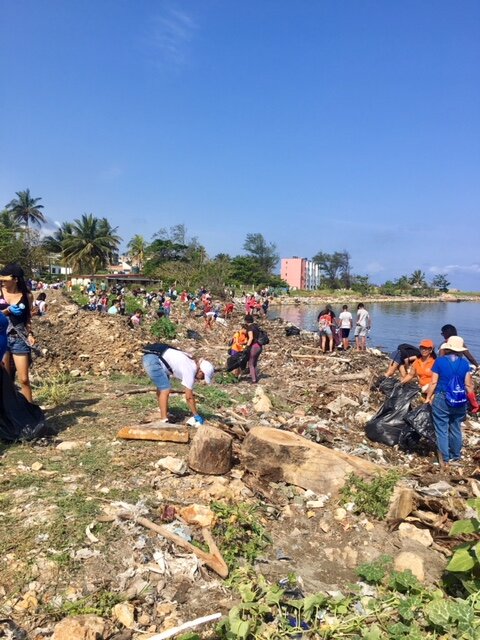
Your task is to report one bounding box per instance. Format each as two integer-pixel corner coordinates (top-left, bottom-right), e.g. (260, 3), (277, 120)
(150, 317), (177, 340)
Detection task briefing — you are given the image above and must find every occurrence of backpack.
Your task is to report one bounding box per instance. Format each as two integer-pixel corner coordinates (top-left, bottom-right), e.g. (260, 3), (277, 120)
(143, 343), (180, 374)
(318, 314), (331, 330)
(256, 328), (270, 346)
(445, 360), (467, 407)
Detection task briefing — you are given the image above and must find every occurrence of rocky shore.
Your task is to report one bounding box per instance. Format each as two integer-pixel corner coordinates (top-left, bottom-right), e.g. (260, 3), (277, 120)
(1, 290), (479, 639)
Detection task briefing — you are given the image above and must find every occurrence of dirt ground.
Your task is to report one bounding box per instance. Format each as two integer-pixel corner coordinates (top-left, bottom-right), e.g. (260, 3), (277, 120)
(1, 290), (479, 639)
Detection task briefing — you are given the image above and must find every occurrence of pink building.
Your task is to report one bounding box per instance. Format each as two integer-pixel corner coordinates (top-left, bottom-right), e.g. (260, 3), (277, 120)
(281, 257), (320, 290)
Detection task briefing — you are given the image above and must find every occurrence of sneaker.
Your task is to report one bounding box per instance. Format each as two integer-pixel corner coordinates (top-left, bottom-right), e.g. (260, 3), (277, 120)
(449, 459), (463, 466)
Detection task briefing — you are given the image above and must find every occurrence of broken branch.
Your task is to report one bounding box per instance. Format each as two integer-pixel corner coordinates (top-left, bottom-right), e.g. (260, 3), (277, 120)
(118, 512), (228, 578)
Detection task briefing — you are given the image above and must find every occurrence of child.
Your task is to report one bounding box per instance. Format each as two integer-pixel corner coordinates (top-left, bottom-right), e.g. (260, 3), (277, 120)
(129, 308), (143, 327)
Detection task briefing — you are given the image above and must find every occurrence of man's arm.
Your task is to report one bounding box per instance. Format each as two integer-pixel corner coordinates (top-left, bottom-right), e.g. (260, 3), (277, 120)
(184, 388), (199, 416)
(464, 348), (479, 368)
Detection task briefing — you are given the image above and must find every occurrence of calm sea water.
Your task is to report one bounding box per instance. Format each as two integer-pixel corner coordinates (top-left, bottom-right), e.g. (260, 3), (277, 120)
(268, 302), (480, 355)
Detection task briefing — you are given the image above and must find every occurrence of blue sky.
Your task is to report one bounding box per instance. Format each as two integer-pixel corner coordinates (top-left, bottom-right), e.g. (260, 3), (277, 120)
(1, 0), (479, 288)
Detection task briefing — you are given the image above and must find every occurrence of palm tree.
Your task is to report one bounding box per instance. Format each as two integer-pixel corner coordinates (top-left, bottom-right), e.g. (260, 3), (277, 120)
(127, 234), (148, 270)
(409, 270), (427, 288)
(42, 221), (74, 254)
(6, 189), (46, 232)
(0, 208), (22, 231)
(62, 214), (121, 274)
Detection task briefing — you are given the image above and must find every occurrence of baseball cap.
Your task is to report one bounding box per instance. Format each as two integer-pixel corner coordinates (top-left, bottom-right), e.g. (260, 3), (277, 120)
(419, 339), (434, 348)
(199, 359), (215, 384)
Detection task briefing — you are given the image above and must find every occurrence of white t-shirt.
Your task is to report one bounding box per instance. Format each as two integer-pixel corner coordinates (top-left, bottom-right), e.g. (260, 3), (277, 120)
(162, 349), (197, 390)
(339, 311), (352, 329)
(356, 308), (370, 327)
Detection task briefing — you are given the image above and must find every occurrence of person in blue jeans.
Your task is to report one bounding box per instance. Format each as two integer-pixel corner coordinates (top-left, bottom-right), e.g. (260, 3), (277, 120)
(425, 336), (477, 465)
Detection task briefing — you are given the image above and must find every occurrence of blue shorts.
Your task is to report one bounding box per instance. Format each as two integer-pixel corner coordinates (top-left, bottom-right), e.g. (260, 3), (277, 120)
(389, 349), (402, 365)
(143, 354), (171, 391)
(7, 335), (31, 355)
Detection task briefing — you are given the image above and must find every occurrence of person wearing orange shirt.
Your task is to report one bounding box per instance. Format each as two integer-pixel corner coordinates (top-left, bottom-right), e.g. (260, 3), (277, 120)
(401, 339), (436, 392)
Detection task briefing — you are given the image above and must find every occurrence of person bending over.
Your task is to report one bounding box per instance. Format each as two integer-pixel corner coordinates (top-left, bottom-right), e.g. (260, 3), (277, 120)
(143, 343), (215, 425)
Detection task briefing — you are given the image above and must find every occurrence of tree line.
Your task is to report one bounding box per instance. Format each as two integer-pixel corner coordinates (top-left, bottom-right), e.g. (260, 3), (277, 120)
(0, 189), (451, 294)
(0, 190), (283, 291)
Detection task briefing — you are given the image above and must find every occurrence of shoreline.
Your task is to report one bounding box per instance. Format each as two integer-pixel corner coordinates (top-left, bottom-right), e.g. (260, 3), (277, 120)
(270, 293), (480, 305)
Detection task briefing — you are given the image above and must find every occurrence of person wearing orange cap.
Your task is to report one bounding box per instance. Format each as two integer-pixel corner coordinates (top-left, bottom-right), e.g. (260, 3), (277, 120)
(401, 339), (436, 392)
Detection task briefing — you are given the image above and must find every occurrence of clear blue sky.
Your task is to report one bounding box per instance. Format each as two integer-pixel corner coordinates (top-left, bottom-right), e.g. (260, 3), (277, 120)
(1, 0), (479, 288)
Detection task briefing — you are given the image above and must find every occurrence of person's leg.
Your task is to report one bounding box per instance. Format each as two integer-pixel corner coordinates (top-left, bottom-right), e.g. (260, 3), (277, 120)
(143, 354), (171, 420)
(448, 407), (466, 460)
(328, 334), (334, 352)
(12, 354), (32, 402)
(321, 333), (326, 353)
(248, 343), (262, 383)
(432, 394), (451, 462)
(156, 388), (170, 419)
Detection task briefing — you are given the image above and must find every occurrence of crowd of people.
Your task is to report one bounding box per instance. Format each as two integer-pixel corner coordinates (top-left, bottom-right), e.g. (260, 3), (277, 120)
(0, 262), (478, 470)
(383, 326), (479, 465)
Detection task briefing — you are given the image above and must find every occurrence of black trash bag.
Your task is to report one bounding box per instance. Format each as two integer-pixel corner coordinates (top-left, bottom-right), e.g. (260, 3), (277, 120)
(226, 350), (249, 372)
(285, 325), (301, 337)
(0, 367), (49, 442)
(186, 329), (202, 340)
(365, 379), (419, 446)
(0, 619), (28, 640)
(399, 404), (436, 452)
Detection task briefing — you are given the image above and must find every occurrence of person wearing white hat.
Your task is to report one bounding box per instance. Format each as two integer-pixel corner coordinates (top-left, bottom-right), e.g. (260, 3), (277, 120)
(425, 336), (477, 464)
(142, 343), (215, 425)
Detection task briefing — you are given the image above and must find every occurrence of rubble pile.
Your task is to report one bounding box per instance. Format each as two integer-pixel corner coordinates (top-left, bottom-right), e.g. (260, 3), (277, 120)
(1, 290), (480, 639)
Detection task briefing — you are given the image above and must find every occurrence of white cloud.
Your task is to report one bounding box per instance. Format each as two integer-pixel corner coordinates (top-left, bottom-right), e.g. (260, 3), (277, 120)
(147, 6), (197, 66)
(428, 264), (480, 274)
(365, 261), (385, 274)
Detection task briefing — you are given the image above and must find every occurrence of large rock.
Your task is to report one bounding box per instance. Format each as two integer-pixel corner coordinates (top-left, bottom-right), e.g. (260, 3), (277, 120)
(394, 552), (425, 581)
(242, 427), (382, 496)
(398, 523), (433, 548)
(52, 615), (105, 640)
(188, 425), (233, 475)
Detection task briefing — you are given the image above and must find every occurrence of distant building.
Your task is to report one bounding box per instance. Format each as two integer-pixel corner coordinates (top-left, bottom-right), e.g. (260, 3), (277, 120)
(281, 257), (320, 290)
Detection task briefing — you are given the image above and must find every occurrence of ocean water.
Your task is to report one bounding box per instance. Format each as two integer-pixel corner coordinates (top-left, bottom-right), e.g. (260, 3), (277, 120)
(268, 301), (480, 356)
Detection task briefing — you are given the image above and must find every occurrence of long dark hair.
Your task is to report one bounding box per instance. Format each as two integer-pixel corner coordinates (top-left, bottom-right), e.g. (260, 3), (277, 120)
(0, 263), (31, 322)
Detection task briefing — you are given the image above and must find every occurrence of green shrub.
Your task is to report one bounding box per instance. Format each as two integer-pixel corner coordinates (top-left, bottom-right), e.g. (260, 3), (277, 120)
(340, 471), (400, 519)
(150, 317), (177, 340)
(444, 497), (480, 595)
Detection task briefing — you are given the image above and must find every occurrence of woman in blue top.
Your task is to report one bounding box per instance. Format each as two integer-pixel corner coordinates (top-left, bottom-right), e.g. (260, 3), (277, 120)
(0, 263), (35, 402)
(425, 336), (474, 465)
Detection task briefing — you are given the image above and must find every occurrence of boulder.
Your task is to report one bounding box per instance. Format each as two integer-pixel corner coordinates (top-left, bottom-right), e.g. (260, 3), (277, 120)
(242, 427), (382, 496)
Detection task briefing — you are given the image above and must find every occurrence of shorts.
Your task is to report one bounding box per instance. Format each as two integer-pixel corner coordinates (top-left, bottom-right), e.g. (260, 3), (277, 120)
(143, 354), (171, 391)
(319, 327), (332, 337)
(355, 326), (368, 337)
(7, 335), (31, 355)
(389, 349), (402, 364)
(341, 328), (350, 339)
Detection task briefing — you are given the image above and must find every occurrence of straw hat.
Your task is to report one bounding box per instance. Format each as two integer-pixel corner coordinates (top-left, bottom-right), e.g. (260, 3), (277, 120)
(440, 336), (467, 353)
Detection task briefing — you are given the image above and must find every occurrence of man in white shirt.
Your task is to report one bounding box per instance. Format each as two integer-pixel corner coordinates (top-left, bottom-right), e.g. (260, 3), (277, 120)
(355, 303), (371, 351)
(338, 304), (353, 350)
(143, 344), (215, 425)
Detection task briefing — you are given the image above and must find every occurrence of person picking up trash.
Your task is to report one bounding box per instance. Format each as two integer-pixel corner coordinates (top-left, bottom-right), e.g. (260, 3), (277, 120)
(142, 343), (215, 426)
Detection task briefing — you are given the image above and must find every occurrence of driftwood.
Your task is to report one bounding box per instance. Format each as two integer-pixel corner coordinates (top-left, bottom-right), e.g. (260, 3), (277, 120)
(118, 512), (228, 578)
(242, 427), (382, 496)
(115, 388), (186, 397)
(117, 423), (190, 443)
